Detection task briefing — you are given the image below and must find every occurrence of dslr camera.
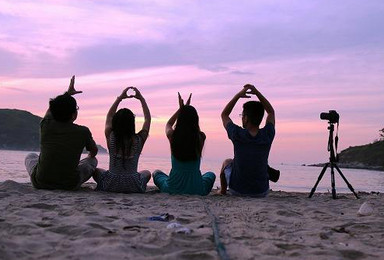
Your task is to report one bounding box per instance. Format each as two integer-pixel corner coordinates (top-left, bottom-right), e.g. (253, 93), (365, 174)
(320, 110), (339, 123)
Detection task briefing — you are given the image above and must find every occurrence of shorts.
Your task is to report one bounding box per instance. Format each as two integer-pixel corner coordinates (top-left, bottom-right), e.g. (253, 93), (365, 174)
(223, 162), (269, 198)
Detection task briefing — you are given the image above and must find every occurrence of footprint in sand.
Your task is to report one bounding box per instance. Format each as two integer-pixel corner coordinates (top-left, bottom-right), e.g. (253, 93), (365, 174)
(26, 203), (57, 210)
(276, 210), (302, 217)
(275, 243), (305, 250)
(339, 249), (366, 260)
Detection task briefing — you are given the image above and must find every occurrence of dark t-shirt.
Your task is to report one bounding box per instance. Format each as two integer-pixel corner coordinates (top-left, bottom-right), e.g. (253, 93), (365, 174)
(31, 115), (96, 190)
(226, 121), (275, 194)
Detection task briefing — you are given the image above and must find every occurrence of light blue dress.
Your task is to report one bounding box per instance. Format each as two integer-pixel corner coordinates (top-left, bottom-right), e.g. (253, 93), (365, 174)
(153, 156), (216, 195)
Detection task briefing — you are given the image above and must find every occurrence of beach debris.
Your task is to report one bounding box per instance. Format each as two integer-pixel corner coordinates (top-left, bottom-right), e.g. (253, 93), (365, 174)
(175, 227), (192, 234)
(332, 226), (350, 234)
(166, 222), (192, 234)
(166, 222), (183, 229)
(148, 213), (175, 222)
(357, 202), (374, 216)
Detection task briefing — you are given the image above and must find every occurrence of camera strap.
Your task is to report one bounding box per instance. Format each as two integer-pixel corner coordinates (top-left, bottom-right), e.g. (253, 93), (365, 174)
(335, 122), (339, 161)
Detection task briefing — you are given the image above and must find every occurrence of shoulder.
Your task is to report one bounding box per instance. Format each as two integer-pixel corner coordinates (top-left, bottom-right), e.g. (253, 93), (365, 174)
(225, 121), (238, 130)
(264, 122), (275, 132)
(40, 114), (54, 127)
(42, 114), (53, 122)
(225, 121), (243, 134)
(76, 124), (91, 132)
(260, 123), (275, 140)
(73, 124), (93, 137)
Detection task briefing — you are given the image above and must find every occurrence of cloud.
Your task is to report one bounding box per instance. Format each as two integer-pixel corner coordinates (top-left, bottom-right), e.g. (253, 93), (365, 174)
(1, 1), (384, 77)
(69, 42), (189, 75)
(0, 48), (21, 75)
(1, 0), (384, 162)
(0, 86), (30, 93)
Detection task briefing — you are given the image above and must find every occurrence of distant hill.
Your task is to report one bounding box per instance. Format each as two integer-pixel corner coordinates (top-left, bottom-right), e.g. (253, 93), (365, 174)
(337, 141), (384, 171)
(0, 109), (107, 153)
(0, 109), (41, 151)
(309, 140), (384, 171)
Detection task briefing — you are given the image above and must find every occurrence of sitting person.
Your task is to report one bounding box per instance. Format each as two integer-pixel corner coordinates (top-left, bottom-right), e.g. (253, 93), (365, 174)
(152, 93), (216, 195)
(25, 76), (98, 190)
(93, 87), (151, 193)
(219, 84), (277, 197)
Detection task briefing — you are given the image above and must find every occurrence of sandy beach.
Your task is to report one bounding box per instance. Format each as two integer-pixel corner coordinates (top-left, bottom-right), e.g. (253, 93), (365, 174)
(0, 180), (383, 260)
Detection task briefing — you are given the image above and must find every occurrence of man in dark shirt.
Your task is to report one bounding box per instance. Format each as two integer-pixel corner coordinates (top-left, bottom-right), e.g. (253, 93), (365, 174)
(25, 76), (98, 190)
(220, 84), (276, 197)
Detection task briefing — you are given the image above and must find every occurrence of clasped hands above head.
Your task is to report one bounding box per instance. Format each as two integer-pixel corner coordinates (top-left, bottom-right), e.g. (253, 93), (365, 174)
(235, 84), (259, 99)
(119, 86), (143, 100)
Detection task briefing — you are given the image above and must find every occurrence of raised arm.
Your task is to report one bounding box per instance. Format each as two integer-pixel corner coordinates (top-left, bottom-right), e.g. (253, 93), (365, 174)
(67, 75), (83, 95)
(105, 87), (131, 140)
(66, 75), (97, 157)
(221, 87), (251, 128)
(44, 75), (82, 118)
(245, 84), (275, 126)
(165, 92), (191, 140)
(132, 87), (151, 134)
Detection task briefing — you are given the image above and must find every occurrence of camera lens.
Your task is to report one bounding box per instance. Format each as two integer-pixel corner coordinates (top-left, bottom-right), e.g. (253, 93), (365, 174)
(320, 110), (339, 123)
(320, 112), (329, 120)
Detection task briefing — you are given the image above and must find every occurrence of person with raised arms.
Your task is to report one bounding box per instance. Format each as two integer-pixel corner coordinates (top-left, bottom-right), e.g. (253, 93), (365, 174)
(219, 84), (279, 197)
(93, 87), (151, 193)
(152, 93), (216, 195)
(25, 76), (98, 190)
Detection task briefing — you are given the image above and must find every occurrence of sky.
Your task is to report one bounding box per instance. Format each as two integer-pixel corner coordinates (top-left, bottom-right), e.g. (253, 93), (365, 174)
(0, 0), (383, 164)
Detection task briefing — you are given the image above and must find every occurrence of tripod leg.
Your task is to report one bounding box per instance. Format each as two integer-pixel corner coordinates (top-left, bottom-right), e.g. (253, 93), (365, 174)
(334, 164), (360, 199)
(309, 163), (329, 198)
(330, 163), (337, 199)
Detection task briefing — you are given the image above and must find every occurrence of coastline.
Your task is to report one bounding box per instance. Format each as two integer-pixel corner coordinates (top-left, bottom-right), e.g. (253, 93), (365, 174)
(307, 163), (384, 172)
(1, 180), (383, 259)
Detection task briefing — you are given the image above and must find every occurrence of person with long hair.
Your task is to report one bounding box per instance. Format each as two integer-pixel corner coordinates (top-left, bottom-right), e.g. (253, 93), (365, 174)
(152, 93), (216, 195)
(93, 87), (151, 193)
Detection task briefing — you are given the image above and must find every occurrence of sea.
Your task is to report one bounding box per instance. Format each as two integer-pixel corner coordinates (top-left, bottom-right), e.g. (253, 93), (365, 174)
(1, 149), (383, 193)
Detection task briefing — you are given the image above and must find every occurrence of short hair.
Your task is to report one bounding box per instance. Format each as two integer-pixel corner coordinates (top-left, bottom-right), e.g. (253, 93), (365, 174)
(243, 101), (264, 126)
(49, 93), (77, 122)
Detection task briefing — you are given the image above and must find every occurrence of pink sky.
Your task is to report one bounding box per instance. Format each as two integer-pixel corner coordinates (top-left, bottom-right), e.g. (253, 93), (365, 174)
(0, 1), (383, 164)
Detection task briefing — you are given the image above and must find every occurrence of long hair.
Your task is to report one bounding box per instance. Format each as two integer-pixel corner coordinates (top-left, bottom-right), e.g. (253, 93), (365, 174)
(171, 105), (203, 161)
(112, 108), (135, 165)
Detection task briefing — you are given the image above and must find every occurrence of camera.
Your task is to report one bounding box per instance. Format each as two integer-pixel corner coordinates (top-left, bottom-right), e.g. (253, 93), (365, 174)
(320, 110), (339, 123)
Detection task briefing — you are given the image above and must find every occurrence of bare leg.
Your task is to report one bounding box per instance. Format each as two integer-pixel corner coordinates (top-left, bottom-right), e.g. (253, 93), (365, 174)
(219, 158), (233, 195)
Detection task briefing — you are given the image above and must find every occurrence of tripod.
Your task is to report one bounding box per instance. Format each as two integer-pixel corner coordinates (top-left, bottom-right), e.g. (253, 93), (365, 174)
(309, 122), (359, 199)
